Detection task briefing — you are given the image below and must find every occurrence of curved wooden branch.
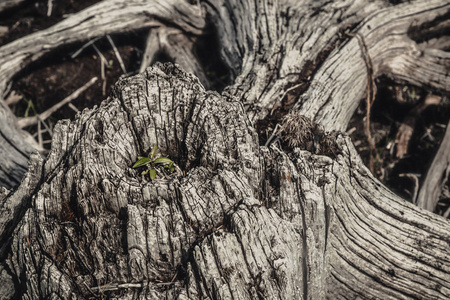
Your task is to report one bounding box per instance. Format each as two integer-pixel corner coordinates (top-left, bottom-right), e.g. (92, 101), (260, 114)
(295, 0), (450, 131)
(0, 1), (449, 299)
(0, 0), (207, 190)
(206, 0), (388, 123)
(0, 0), (25, 13)
(0, 101), (36, 190)
(0, 0), (206, 96)
(204, 0), (449, 127)
(416, 120), (450, 211)
(1, 64), (448, 299)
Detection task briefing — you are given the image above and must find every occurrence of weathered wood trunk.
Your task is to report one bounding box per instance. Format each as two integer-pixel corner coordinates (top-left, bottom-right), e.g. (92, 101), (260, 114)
(0, 0), (449, 299)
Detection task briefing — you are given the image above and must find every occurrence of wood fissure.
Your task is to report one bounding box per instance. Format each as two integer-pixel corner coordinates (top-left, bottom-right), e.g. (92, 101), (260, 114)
(0, 0), (449, 299)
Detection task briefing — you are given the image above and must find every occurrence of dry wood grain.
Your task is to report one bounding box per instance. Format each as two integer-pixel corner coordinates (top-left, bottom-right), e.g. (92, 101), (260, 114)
(0, 0), (449, 299)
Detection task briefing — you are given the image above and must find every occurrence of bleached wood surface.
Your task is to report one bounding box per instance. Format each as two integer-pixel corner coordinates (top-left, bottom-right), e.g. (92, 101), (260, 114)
(0, 0), (205, 190)
(416, 120), (450, 211)
(0, 0), (25, 12)
(0, 64), (447, 299)
(0, 0), (449, 299)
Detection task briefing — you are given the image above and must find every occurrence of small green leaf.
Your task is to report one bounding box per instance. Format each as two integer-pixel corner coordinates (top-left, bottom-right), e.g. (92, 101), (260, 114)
(141, 170), (149, 175)
(149, 145), (158, 160)
(24, 99), (36, 118)
(133, 156), (151, 168)
(149, 169), (157, 180)
(154, 157), (173, 165)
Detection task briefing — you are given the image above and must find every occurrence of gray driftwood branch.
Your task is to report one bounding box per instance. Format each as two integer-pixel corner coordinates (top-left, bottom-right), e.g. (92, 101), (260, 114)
(0, 0), (449, 299)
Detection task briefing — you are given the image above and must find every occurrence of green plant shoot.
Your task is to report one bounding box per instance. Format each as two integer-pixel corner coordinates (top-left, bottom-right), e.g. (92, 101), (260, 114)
(132, 145), (175, 180)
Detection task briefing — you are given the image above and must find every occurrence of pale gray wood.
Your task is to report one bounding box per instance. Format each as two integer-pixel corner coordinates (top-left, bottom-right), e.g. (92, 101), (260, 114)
(0, 153), (42, 300)
(205, 0), (450, 128)
(0, 0), (25, 12)
(0, 101), (35, 190)
(0, 0), (449, 299)
(0, 0), (205, 96)
(416, 120), (450, 211)
(294, 0), (450, 131)
(2, 64), (448, 299)
(0, 0), (205, 190)
(206, 0), (388, 123)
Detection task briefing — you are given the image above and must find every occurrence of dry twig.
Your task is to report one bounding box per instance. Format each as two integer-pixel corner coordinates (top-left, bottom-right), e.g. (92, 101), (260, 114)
(47, 0), (53, 17)
(17, 77), (98, 128)
(92, 44), (107, 96)
(91, 282), (144, 292)
(5, 91), (22, 106)
(68, 103), (79, 113)
(395, 94), (442, 158)
(416, 119), (450, 212)
(347, 31), (377, 173)
(399, 173), (420, 203)
(71, 37), (101, 59)
(37, 120), (43, 149)
(106, 34), (127, 74)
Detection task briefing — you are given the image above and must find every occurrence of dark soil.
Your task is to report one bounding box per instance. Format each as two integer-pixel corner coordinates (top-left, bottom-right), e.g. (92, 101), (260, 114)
(1, 0), (121, 145)
(0, 0), (99, 46)
(2, 0), (229, 148)
(12, 34), (142, 121)
(348, 78), (450, 214)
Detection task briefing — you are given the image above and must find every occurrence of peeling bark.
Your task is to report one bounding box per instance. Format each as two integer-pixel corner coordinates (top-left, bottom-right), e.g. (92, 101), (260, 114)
(0, 0), (449, 299)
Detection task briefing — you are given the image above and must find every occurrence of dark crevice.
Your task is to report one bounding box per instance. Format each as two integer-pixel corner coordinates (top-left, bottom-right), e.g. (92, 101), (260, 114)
(152, 51), (173, 65)
(348, 76), (450, 202)
(295, 181), (309, 300)
(203, 0), (243, 80)
(322, 186), (330, 255)
(193, 23), (231, 93)
(407, 8), (450, 44)
(255, 22), (360, 147)
(261, 160), (281, 210)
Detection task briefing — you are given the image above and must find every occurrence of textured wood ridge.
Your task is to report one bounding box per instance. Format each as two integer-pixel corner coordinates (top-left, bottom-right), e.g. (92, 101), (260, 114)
(206, 0), (450, 127)
(0, 0), (205, 95)
(0, 0), (205, 190)
(0, 0), (449, 299)
(0, 64), (447, 299)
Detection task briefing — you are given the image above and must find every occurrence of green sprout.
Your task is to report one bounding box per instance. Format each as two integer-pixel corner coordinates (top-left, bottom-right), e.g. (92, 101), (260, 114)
(132, 145), (175, 180)
(107, 59), (114, 69)
(24, 97), (37, 118)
